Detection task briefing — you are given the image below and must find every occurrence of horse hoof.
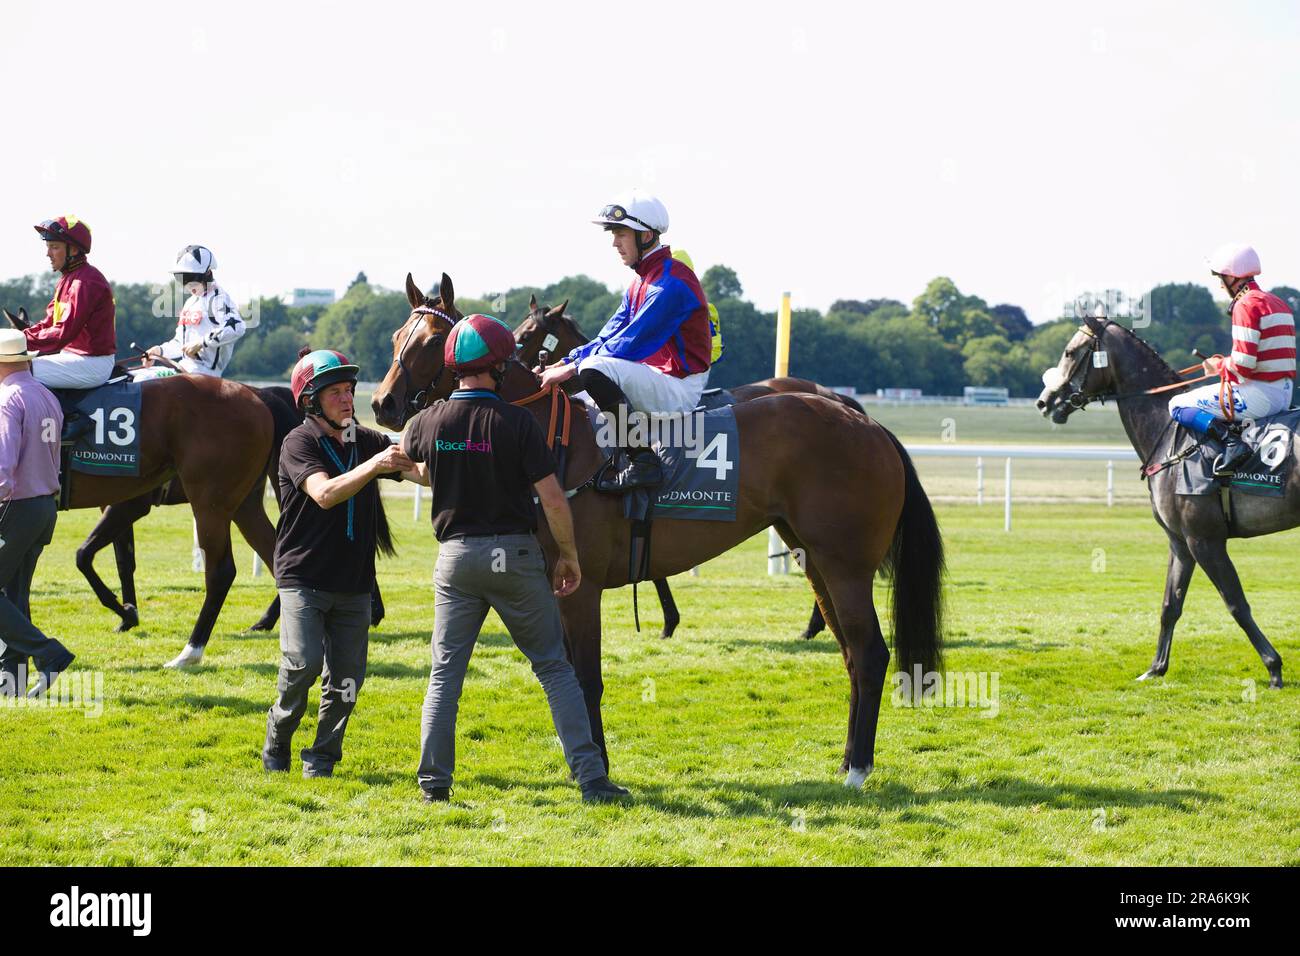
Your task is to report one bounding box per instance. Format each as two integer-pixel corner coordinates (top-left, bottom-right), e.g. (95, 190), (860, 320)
(799, 630), (816, 641)
(844, 766), (873, 789)
(164, 644), (204, 669)
(247, 619), (274, 632)
(1269, 675), (1283, 690)
(115, 605), (139, 633)
(1135, 669), (1162, 682)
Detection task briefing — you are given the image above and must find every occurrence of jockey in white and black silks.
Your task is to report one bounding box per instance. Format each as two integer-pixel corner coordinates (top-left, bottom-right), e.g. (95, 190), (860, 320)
(536, 191), (713, 492)
(1168, 243), (1296, 475)
(133, 245), (247, 380)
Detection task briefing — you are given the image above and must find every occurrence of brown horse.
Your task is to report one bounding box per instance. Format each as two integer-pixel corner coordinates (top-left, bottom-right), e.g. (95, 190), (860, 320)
(371, 275), (945, 785)
(513, 294), (872, 640)
(66, 385), (393, 638)
(1, 306), (275, 665)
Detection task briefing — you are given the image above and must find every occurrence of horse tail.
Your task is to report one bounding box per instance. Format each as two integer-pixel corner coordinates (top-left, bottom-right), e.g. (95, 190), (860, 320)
(838, 392), (866, 416)
(879, 427), (945, 675)
(375, 492), (396, 558)
(254, 386), (304, 506)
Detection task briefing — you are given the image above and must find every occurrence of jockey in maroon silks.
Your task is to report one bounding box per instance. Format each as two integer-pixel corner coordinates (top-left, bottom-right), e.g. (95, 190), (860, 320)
(26, 216), (117, 390)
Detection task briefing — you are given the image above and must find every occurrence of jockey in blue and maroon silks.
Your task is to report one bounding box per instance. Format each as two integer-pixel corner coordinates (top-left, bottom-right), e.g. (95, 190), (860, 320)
(537, 191), (712, 492)
(1168, 243), (1296, 476)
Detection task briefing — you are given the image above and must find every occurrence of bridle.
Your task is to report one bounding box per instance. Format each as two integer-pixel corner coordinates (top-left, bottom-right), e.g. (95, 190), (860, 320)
(515, 307), (584, 360)
(1051, 320), (1216, 413)
(391, 303), (457, 424)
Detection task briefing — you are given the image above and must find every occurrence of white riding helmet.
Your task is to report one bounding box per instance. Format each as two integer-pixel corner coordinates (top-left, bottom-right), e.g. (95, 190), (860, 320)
(173, 244), (217, 276)
(592, 191), (669, 234)
(1207, 243), (1260, 279)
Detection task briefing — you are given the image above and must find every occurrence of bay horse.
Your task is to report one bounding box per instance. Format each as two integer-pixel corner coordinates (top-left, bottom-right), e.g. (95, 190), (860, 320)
(3, 307), (274, 664)
(513, 294), (872, 641)
(371, 274), (946, 784)
(1037, 312), (1288, 687)
(72, 386), (391, 634)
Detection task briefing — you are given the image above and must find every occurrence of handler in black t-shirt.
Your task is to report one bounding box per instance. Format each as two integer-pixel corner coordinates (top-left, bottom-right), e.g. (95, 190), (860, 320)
(401, 314), (629, 804)
(263, 349), (424, 778)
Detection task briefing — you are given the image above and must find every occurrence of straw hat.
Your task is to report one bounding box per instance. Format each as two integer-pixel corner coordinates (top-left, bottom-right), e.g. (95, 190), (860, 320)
(0, 329), (37, 363)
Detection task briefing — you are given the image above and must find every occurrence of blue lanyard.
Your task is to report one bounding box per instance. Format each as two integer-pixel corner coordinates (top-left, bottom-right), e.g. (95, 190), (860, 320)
(318, 437), (358, 541)
(449, 389), (502, 401)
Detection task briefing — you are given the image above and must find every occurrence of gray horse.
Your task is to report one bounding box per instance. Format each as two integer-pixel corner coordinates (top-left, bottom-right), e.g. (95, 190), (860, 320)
(1036, 312), (1288, 688)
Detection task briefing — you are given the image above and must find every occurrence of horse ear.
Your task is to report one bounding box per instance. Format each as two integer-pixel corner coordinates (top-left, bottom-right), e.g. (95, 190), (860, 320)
(1083, 312), (1107, 336)
(439, 273), (455, 307)
(555, 298), (570, 317)
(18, 307), (27, 326)
(528, 293), (539, 312)
(405, 273), (425, 309)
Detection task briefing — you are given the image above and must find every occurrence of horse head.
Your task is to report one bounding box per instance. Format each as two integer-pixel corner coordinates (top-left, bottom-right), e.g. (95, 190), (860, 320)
(1036, 306), (1119, 424)
(371, 272), (462, 430)
(513, 294), (579, 368)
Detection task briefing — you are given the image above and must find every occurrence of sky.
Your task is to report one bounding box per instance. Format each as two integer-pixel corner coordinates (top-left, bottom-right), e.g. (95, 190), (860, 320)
(3, 0), (1298, 324)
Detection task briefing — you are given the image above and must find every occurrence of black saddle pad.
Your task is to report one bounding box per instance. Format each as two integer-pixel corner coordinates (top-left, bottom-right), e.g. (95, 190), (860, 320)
(64, 380), (144, 477)
(694, 388), (737, 411)
(1175, 408), (1300, 497)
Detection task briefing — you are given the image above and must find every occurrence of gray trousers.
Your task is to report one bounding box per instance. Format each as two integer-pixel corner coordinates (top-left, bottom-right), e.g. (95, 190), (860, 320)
(0, 496), (70, 683)
(417, 533), (605, 791)
(264, 588), (371, 774)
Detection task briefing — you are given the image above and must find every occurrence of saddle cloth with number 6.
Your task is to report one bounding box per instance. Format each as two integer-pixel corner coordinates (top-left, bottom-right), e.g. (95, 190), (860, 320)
(1175, 407), (1300, 497)
(68, 380), (143, 476)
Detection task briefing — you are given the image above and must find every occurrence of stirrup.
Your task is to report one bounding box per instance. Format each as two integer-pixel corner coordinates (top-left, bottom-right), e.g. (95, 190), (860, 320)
(596, 449), (663, 493)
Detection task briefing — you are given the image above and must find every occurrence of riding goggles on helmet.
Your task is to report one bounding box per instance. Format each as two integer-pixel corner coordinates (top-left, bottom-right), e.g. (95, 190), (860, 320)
(596, 204), (656, 231)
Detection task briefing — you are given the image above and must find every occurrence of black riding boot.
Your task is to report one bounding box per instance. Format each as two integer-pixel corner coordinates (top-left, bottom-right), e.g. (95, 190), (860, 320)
(1208, 420), (1250, 476)
(576, 368), (663, 493)
(60, 409), (94, 444)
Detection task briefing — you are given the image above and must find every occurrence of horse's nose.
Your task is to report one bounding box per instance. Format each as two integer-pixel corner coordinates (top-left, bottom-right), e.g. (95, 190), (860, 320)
(1035, 398), (1047, 411)
(372, 391), (397, 426)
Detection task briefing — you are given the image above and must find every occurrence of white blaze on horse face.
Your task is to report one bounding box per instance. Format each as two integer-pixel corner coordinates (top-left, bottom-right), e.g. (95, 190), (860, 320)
(1041, 367), (1066, 390)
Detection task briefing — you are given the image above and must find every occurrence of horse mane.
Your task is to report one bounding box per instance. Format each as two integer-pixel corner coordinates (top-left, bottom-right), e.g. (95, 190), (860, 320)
(549, 308), (590, 345)
(1104, 320), (1180, 383)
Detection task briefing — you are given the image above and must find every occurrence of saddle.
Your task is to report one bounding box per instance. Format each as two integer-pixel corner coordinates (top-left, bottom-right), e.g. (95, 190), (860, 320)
(1172, 406), (1300, 500)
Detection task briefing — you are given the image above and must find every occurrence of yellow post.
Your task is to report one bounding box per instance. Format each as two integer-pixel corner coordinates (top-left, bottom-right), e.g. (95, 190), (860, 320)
(774, 291), (792, 378)
(769, 291), (793, 575)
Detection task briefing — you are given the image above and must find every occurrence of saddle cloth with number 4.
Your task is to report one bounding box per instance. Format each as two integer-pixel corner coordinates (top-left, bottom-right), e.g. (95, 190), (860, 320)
(67, 380), (143, 477)
(583, 402), (741, 521)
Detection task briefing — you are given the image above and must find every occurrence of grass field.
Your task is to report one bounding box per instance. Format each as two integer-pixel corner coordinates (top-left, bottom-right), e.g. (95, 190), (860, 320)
(1, 496), (1296, 866)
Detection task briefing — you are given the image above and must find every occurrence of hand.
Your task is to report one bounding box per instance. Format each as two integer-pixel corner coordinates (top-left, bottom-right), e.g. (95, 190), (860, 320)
(373, 445), (414, 474)
(1202, 354), (1225, 375)
(552, 554), (581, 597)
(537, 362), (577, 391)
(183, 342), (203, 359)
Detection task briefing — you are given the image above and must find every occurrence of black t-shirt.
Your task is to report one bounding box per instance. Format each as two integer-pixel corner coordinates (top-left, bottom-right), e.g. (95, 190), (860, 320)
(274, 422), (401, 593)
(401, 389), (556, 541)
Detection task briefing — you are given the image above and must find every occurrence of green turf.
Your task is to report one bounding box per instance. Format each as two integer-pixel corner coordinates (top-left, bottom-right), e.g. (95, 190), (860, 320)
(1, 500), (1296, 866)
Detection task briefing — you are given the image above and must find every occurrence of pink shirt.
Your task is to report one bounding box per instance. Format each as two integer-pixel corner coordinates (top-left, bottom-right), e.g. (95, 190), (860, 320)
(0, 370), (62, 500)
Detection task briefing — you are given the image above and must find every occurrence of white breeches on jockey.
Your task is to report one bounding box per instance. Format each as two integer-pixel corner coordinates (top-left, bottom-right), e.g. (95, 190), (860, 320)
(575, 354), (710, 415)
(1168, 377), (1293, 423)
(31, 353), (115, 389)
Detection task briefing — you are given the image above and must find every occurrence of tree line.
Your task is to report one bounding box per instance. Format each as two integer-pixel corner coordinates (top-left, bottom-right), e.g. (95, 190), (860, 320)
(4, 266), (1294, 397)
